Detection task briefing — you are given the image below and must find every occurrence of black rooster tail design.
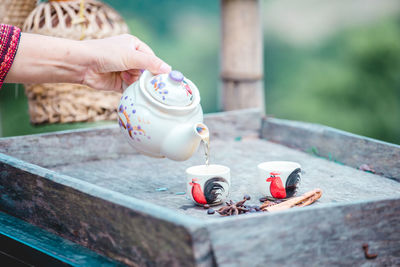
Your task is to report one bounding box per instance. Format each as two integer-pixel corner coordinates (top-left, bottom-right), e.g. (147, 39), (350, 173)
(285, 168), (301, 198)
(204, 177), (228, 204)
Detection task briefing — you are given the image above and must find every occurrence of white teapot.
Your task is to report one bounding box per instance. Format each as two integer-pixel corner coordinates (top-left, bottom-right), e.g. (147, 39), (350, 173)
(118, 70), (209, 161)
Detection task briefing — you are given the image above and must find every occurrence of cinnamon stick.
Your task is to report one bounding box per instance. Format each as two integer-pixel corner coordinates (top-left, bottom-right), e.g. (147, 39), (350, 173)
(261, 189), (322, 212)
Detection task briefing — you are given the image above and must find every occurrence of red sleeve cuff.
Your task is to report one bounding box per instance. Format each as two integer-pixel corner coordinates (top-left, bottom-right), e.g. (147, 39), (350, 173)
(0, 24), (22, 89)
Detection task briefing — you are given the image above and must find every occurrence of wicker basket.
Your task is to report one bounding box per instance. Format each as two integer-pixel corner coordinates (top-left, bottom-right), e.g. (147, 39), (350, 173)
(0, 0), (38, 28)
(22, 0), (129, 124)
(25, 83), (120, 123)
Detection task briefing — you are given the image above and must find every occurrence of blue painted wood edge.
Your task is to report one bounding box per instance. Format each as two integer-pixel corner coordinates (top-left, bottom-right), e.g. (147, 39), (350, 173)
(0, 211), (121, 267)
(0, 153), (204, 231)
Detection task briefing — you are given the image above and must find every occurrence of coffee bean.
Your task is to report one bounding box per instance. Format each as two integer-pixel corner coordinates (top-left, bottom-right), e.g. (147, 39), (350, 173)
(207, 208), (215, 215)
(203, 204), (210, 209)
(244, 194), (251, 200)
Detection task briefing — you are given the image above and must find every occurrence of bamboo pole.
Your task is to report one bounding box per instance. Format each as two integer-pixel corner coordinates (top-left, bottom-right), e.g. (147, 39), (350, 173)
(220, 0), (264, 112)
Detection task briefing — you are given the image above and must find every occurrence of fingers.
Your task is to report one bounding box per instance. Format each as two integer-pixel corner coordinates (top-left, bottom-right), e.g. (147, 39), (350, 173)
(133, 37), (156, 56)
(121, 71), (140, 85)
(95, 34), (171, 75)
(126, 69), (142, 76)
(122, 69), (141, 85)
(133, 37), (173, 74)
(124, 50), (171, 75)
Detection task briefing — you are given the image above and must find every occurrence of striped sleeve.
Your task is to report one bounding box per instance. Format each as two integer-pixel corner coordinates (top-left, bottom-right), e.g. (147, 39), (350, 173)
(0, 24), (22, 89)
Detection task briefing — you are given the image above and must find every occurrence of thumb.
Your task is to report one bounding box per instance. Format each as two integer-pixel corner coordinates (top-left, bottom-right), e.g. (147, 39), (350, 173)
(126, 51), (171, 74)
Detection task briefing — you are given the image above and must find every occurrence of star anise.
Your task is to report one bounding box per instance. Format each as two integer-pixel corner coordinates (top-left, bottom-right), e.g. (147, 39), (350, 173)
(216, 197), (253, 216)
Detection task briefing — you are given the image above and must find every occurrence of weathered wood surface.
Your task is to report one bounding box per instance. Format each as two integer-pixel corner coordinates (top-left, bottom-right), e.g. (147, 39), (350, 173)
(204, 108), (261, 140)
(0, 211), (121, 266)
(1, 109), (400, 266)
(262, 117), (400, 181)
(0, 126), (133, 168)
(0, 109), (261, 169)
(51, 135), (400, 219)
(220, 0), (264, 111)
(207, 197), (400, 267)
(0, 154), (213, 267)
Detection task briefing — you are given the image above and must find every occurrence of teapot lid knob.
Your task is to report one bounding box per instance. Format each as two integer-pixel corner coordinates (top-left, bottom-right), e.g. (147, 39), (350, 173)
(169, 70), (184, 83)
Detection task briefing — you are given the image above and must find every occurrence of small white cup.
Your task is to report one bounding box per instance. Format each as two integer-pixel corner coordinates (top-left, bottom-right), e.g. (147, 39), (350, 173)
(257, 161), (301, 199)
(186, 164), (230, 206)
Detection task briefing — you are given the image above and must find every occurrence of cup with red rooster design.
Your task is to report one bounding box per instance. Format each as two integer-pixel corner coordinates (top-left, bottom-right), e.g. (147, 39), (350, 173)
(186, 165), (230, 206)
(257, 161), (301, 199)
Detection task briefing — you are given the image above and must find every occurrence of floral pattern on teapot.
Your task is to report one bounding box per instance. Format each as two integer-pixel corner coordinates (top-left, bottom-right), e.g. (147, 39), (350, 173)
(117, 70), (205, 161)
(118, 100), (151, 143)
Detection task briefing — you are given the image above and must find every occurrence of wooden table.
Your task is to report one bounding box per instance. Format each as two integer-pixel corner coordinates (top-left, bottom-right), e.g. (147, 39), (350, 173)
(1, 109), (399, 266)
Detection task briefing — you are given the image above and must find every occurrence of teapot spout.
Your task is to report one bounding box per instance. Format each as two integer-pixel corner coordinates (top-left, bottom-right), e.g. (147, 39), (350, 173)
(161, 122), (209, 161)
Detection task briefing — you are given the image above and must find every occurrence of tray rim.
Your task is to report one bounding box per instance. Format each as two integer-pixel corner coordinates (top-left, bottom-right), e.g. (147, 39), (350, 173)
(2, 109), (400, 265)
(1, 107), (399, 223)
(0, 152), (204, 230)
(1, 143), (399, 227)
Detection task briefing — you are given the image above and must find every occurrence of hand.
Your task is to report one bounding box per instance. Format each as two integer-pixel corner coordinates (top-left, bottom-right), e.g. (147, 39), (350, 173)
(5, 33), (171, 91)
(81, 34), (171, 91)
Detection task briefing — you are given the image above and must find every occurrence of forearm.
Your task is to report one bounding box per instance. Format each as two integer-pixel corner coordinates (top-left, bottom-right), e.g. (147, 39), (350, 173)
(5, 33), (91, 84)
(3, 32), (170, 91)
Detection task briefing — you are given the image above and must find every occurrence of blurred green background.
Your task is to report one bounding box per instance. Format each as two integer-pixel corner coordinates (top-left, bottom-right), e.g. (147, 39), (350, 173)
(0, 0), (399, 144)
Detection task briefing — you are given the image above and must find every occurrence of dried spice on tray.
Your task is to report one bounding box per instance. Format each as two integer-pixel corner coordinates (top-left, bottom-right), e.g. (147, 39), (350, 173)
(211, 189), (322, 216)
(215, 198), (261, 216)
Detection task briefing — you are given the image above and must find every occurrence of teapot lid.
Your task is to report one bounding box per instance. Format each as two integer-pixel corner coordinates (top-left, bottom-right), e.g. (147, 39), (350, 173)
(145, 70), (194, 107)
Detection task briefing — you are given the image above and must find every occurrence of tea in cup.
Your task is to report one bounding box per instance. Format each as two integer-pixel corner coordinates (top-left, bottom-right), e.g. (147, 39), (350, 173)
(186, 164), (230, 206)
(257, 161), (301, 199)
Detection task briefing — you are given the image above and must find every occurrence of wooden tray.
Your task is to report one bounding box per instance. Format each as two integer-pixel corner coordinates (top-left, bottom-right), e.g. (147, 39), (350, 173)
(1, 109), (399, 266)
